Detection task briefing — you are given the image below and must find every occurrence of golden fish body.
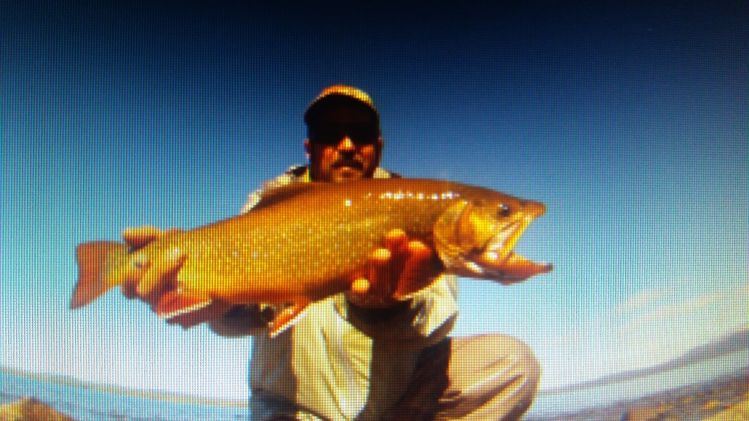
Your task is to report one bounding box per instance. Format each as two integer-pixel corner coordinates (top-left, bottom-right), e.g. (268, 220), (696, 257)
(71, 179), (551, 334)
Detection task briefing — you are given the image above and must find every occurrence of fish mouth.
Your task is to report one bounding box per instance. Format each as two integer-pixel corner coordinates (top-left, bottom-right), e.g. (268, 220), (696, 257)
(471, 211), (552, 284)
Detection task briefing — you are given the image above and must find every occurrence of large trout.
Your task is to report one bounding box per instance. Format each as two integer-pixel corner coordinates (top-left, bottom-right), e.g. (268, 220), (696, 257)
(71, 179), (552, 335)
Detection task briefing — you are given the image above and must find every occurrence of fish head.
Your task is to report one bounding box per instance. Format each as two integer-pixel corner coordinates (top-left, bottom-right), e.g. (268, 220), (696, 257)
(433, 193), (552, 284)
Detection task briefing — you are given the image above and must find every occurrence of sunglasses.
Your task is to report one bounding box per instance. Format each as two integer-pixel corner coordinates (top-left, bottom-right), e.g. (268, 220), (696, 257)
(308, 124), (380, 146)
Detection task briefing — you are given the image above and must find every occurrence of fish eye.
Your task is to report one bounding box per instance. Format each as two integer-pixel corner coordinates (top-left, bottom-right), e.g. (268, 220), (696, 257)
(497, 203), (511, 218)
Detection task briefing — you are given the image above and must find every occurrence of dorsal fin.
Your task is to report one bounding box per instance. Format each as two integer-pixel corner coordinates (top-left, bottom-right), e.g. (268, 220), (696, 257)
(250, 182), (321, 212)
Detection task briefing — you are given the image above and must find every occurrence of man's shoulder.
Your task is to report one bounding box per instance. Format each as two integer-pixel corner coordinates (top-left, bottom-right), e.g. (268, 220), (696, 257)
(276, 165), (399, 181)
(373, 167), (400, 179)
(268, 165), (309, 188)
(240, 166), (306, 213)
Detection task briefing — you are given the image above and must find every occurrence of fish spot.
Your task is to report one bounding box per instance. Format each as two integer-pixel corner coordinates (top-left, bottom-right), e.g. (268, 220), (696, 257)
(133, 253), (149, 268)
(167, 247), (182, 261)
(344, 199), (352, 207)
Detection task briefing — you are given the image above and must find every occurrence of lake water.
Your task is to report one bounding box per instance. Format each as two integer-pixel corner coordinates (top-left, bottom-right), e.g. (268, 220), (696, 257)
(2, 350), (746, 420)
(0, 373), (247, 420)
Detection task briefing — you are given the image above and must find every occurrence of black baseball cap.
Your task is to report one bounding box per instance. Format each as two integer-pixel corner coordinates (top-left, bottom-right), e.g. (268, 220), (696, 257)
(304, 85), (380, 129)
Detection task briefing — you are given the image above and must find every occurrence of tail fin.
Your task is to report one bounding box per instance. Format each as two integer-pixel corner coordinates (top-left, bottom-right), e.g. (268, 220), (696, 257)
(70, 241), (128, 309)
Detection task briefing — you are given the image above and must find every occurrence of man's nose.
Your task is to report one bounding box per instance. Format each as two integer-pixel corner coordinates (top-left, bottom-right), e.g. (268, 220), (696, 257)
(336, 136), (356, 152)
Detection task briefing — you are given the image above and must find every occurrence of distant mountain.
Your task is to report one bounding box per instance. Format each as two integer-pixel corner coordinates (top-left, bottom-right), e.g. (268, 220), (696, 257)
(667, 328), (748, 368)
(544, 328), (749, 393)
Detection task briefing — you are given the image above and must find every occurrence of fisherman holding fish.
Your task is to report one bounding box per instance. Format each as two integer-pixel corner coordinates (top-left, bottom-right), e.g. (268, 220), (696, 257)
(104, 86), (545, 420)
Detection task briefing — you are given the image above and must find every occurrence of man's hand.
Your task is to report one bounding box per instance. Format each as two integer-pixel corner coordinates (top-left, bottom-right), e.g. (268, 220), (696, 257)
(122, 225), (183, 250)
(121, 226), (263, 330)
(120, 225), (183, 305)
(346, 229), (442, 308)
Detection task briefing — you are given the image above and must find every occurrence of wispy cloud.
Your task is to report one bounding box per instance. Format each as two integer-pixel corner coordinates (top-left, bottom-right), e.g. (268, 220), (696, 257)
(531, 282), (747, 390)
(615, 287), (668, 316)
(621, 291), (726, 332)
(610, 284), (748, 371)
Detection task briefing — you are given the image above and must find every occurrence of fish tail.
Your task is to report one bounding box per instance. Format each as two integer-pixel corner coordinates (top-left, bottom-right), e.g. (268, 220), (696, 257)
(70, 241), (129, 309)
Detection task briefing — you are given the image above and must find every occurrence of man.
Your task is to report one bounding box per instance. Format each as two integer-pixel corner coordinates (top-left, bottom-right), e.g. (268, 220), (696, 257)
(125, 85), (540, 420)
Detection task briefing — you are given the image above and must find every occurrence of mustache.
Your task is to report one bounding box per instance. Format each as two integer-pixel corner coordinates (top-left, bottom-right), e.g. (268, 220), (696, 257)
(333, 158), (364, 170)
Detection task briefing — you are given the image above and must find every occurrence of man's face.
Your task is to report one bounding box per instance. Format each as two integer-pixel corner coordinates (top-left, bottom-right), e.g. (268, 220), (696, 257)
(305, 103), (383, 183)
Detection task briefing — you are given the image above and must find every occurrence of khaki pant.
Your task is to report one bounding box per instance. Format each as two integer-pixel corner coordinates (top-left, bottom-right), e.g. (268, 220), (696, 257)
(384, 334), (541, 420)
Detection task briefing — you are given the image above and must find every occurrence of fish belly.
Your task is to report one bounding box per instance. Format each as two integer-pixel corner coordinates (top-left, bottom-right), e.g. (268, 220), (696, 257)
(166, 193), (447, 304)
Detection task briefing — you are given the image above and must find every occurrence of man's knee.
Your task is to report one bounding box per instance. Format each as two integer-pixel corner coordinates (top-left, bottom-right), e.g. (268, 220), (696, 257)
(454, 334), (538, 379)
(494, 335), (540, 402)
(441, 334), (540, 419)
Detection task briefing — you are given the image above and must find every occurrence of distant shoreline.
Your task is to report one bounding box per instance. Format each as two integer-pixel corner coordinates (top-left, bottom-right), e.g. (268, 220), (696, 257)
(541, 329), (748, 394)
(0, 367), (247, 408)
(528, 371), (748, 421)
(4, 341), (747, 407)
(3, 364), (747, 420)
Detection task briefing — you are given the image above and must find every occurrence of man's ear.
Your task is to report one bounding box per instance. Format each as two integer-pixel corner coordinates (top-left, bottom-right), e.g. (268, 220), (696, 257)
(374, 137), (384, 161)
(304, 139), (311, 157)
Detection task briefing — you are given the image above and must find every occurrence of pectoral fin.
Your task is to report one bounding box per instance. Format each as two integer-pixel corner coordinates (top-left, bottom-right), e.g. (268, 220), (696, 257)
(156, 290), (213, 320)
(164, 299), (234, 329)
(268, 299), (310, 338)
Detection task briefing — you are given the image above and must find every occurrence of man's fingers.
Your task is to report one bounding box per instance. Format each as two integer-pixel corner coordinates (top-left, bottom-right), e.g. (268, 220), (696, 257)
(120, 253), (150, 299)
(122, 226), (182, 249)
(384, 228), (408, 251)
(350, 278), (371, 296)
(395, 240), (439, 298)
(371, 248), (391, 264)
(367, 248), (392, 284)
(348, 230), (437, 308)
(123, 226), (164, 249)
(366, 248), (393, 299)
(136, 248), (186, 301)
(407, 239), (432, 259)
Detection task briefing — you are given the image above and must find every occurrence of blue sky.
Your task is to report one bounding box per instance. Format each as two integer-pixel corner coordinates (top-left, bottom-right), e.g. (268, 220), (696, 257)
(2, 1), (747, 399)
